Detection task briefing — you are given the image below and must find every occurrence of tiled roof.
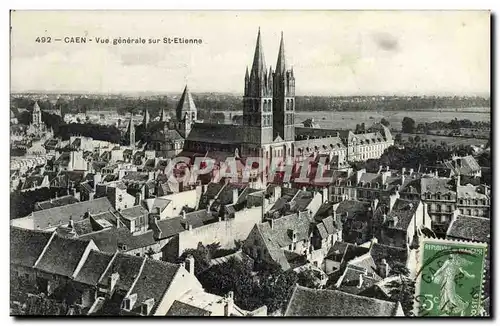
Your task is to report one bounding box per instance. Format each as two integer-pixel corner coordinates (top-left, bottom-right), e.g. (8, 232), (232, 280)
(285, 285), (401, 316)
(420, 177), (455, 194)
(369, 243), (408, 268)
(29, 197), (114, 230)
(74, 250), (115, 286)
(99, 253), (145, 293)
(457, 184), (489, 200)
(128, 259), (180, 314)
(187, 123), (244, 144)
(166, 301), (211, 316)
(119, 205), (148, 221)
(34, 195), (80, 211)
(385, 199), (420, 231)
(144, 197), (171, 214)
(447, 215), (490, 243)
(10, 227), (53, 268)
(155, 211), (206, 240)
(34, 234), (92, 277)
(79, 228), (157, 253)
(336, 265), (381, 295)
(260, 213), (311, 248)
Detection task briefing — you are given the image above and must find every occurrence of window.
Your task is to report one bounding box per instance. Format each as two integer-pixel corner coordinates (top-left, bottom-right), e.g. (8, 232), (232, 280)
(122, 299), (131, 311)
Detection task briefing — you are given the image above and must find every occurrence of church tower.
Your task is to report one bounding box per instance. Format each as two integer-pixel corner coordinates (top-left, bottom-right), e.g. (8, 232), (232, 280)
(176, 85), (197, 138)
(127, 114), (135, 148)
(176, 85), (197, 122)
(243, 28), (274, 145)
(273, 32), (295, 141)
(32, 101), (42, 127)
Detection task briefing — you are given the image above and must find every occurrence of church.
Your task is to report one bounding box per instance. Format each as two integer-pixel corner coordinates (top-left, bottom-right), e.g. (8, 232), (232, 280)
(130, 29), (394, 168)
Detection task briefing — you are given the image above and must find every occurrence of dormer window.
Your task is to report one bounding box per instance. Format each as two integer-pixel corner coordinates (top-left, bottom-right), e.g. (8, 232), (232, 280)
(122, 298), (131, 311)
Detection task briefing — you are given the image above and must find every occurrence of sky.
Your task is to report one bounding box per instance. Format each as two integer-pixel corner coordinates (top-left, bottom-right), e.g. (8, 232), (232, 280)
(10, 10), (490, 96)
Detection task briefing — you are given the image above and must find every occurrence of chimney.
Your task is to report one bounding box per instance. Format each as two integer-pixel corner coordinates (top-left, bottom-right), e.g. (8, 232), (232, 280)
(224, 291), (234, 316)
(118, 170), (126, 180)
(357, 274), (364, 289)
(110, 272), (120, 293)
(386, 166), (389, 172)
(182, 210), (186, 220)
(185, 255), (195, 275)
(232, 188), (239, 205)
(389, 191), (400, 212)
(409, 168), (414, 176)
(379, 259), (389, 278)
(68, 217), (74, 229)
(402, 167), (406, 175)
(94, 172), (102, 191)
(371, 198), (379, 212)
(356, 169), (365, 184)
(207, 199), (215, 212)
(269, 218), (274, 229)
(377, 165), (383, 174)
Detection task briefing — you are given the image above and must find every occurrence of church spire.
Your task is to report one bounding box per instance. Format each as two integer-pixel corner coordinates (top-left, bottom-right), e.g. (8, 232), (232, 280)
(250, 27), (266, 80)
(127, 114), (135, 148)
(143, 108), (150, 126)
(276, 31), (286, 75)
(160, 107), (168, 122)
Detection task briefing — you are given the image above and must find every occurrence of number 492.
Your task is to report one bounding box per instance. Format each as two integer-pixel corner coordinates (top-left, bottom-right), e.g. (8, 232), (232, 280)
(35, 37), (51, 43)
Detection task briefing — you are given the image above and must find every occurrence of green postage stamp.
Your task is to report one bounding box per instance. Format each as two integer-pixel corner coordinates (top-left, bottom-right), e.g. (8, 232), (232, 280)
(414, 238), (487, 317)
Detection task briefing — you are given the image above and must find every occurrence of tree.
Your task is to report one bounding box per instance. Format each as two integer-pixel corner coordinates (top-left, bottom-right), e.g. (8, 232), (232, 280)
(414, 135), (421, 143)
(386, 276), (415, 316)
(178, 243), (211, 275)
(259, 264), (299, 314)
(394, 133), (402, 144)
(402, 117), (416, 133)
(297, 269), (322, 289)
(380, 118), (390, 127)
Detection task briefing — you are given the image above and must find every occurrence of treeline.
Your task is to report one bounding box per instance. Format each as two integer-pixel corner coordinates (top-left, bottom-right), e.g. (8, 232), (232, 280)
(356, 144), (475, 172)
(296, 96), (490, 112)
(416, 119), (490, 132)
(12, 94), (490, 115)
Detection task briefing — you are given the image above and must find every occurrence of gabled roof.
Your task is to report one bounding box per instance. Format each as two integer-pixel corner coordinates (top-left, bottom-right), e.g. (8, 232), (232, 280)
(155, 211), (206, 240)
(119, 205), (148, 221)
(385, 199), (420, 231)
(34, 234), (92, 278)
(98, 253), (145, 293)
(285, 285), (401, 316)
(79, 228), (157, 253)
(369, 242), (408, 268)
(34, 195), (80, 211)
(447, 215), (490, 243)
(166, 301), (211, 316)
(128, 259), (180, 314)
(186, 123), (244, 144)
(10, 227), (53, 268)
(28, 197), (114, 230)
(74, 250), (115, 286)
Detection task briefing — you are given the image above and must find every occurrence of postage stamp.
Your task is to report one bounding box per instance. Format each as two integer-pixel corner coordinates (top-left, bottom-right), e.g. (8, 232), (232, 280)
(414, 238), (487, 317)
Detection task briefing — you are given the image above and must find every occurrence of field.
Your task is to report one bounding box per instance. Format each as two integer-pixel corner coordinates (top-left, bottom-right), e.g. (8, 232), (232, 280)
(215, 109), (491, 130)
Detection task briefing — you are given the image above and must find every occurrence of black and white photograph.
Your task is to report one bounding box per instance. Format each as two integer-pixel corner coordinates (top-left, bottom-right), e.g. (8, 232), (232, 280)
(9, 10), (491, 317)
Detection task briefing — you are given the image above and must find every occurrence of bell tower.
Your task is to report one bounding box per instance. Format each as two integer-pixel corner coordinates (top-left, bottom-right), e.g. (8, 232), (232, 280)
(243, 28), (274, 145)
(273, 32), (295, 141)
